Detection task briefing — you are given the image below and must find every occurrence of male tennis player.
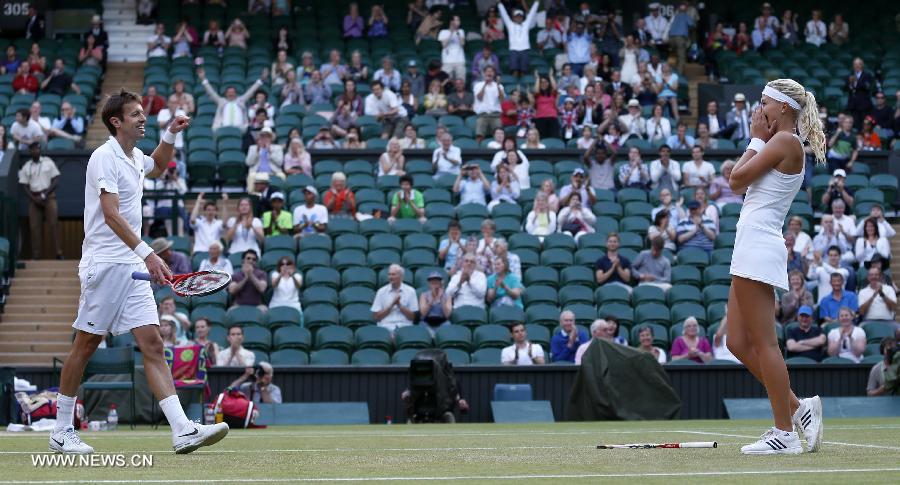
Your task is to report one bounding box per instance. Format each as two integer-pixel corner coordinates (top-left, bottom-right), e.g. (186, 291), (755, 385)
(49, 90), (229, 454)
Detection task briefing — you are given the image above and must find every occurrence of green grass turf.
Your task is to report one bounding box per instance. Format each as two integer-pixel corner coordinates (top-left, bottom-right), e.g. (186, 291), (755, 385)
(1, 419), (898, 483)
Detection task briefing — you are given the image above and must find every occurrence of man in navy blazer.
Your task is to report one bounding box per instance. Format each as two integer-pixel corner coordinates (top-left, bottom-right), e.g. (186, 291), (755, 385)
(844, 58), (874, 130)
(697, 100), (727, 138)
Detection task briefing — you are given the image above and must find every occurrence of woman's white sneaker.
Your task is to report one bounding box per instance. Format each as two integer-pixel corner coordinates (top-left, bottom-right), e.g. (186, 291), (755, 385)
(793, 396), (824, 452)
(48, 426), (94, 454)
(740, 427), (802, 455)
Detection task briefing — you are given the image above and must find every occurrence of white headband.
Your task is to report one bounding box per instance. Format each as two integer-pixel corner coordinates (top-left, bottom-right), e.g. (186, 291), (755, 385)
(762, 86), (801, 111)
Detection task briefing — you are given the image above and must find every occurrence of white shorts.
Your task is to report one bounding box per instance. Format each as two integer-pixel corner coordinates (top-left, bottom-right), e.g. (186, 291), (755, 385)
(73, 261), (160, 336)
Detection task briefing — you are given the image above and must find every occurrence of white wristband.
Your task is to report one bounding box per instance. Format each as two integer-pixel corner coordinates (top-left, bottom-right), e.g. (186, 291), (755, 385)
(162, 129), (176, 145)
(134, 241), (154, 260)
(746, 138), (765, 153)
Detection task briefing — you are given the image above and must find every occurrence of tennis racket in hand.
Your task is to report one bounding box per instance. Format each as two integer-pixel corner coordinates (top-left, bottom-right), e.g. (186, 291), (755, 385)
(131, 270), (232, 297)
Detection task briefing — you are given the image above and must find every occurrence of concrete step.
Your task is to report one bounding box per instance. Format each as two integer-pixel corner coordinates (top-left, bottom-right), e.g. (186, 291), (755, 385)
(0, 342), (73, 353)
(1, 331), (73, 342)
(0, 310), (78, 325)
(0, 352), (67, 366)
(8, 284), (80, 294)
(13, 268), (78, 278)
(7, 295), (79, 305)
(21, 260), (79, 269)
(0, 322), (73, 332)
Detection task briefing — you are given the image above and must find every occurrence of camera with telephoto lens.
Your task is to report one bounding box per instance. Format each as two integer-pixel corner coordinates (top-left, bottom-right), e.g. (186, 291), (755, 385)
(246, 364), (264, 382)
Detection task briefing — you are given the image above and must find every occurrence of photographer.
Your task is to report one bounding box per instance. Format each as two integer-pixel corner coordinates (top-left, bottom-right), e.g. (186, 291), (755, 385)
(229, 362), (282, 405)
(307, 126), (341, 149)
(867, 337), (897, 396)
(821, 169), (855, 212)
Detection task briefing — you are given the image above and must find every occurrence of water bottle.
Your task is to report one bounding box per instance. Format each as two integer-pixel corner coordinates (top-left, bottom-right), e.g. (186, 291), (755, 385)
(107, 404), (118, 431)
(204, 404), (215, 425)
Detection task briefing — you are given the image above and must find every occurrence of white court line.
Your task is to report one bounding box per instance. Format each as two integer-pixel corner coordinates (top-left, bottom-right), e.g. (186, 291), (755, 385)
(2, 424), (897, 440)
(2, 468), (900, 483)
(680, 430), (900, 451)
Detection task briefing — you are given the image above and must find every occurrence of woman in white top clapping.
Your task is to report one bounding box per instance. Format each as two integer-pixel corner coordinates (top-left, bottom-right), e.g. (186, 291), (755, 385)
(645, 104), (672, 143)
(488, 163), (521, 210)
(269, 256), (303, 313)
(855, 217), (891, 265)
(224, 198), (264, 255)
(525, 192), (557, 240)
(378, 138), (406, 176)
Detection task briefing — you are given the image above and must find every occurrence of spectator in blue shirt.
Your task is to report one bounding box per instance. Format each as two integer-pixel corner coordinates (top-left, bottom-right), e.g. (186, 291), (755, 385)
(819, 272), (858, 323)
(550, 310), (589, 362)
(676, 200), (717, 254)
(566, 20), (592, 75)
(667, 2), (695, 74)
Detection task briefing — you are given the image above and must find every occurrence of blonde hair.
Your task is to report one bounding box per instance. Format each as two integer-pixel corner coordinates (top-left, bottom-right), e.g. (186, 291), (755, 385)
(765, 79), (826, 163)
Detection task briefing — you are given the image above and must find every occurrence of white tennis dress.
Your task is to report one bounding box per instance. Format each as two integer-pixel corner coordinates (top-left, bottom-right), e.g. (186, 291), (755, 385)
(729, 135), (804, 291)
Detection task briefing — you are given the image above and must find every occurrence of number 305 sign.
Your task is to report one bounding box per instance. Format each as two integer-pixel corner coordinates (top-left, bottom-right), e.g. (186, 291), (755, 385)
(0, 1), (48, 35)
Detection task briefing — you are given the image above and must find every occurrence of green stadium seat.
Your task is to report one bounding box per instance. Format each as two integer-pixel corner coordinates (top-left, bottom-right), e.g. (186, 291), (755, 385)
(522, 285), (558, 307)
(559, 286), (594, 306)
(634, 302), (671, 326)
(525, 304), (562, 327)
(710, 248), (733, 266)
(351, 348), (391, 365)
(677, 247), (710, 268)
(403, 233), (437, 252)
(471, 348), (502, 364)
(267, 307), (302, 330)
(241, 326), (272, 351)
(269, 349), (309, 366)
(315, 325), (354, 353)
(543, 233), (577, 251)
(451, 305), (488, 327)
(598, 303), (634, 327)
(303, 287), (339, 307)
(821, 356), (854, 364)
(474, 324), (512, 349)
(359, 218), (390, 236)
(190, 307), (226, 328)
(366, 249), (401, 270)
(302, 304), (340, 331)
(509, 233), (542, 252)
(296, 249), (331, 271)
(305, 267), (341, 290)
(341, 267), (377, 289)
(670, 302), (707, 326)
(392, 219), (424, 236)
(861, 321), (894, 344)
(340, 287), (376, 307)
(310, 348), (350, 365)
(632, 285), (666, 305)
(702, 285), (731, 306)
(594, 285), (631, 305)
(540, 248), (573, 270)
(395, 325), (434, 349)
(443, 348), (470, 365)
(225, 306), (267, 327)
(560, 266), (595, 288)
(391, 348), (421, 365)
(435, 325), (472, 352)
(332, 249), (367, 270)
(668, 284), (703, 305)
(273, 326), (311, 352)
(340, 304), (374, 329)
(524, 266), (559, 288)
(489, 305), (526, 326)
(327, 218), (359, 237)
(402, 249), (437, 270)
(715, 232), (736, 249)
(334, 234), (368, 252)
(671, 265), (702, 287)
(703, 265), (732, 286)
(192, 291), (228, 309)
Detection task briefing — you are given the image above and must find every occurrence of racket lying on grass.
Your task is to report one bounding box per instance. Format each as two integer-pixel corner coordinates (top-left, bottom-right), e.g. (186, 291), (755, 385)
(131, 270), (232, 297)
(597, 442), (717, 449)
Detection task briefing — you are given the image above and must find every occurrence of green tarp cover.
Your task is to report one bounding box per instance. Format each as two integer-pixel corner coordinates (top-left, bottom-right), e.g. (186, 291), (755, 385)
(567, 339), (681, 420)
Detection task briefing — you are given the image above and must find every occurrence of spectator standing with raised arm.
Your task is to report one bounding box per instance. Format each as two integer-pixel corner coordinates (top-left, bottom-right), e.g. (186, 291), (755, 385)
(667, 2), (695, 74)
(189, 192), (227, 253)
(473, 66), (504, 143)
(497, 0), (540, 78)
(225, 197), (264, 255)
(365, 80), (406, 139)
(438, 15), (466, 82)
(197, 66), (266, 132)
(453, 163), (490, 207)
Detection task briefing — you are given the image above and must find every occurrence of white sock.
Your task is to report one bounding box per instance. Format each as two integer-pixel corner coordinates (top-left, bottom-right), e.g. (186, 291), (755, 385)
(54, 394), (76, 432)
(159, 395), (191, 433)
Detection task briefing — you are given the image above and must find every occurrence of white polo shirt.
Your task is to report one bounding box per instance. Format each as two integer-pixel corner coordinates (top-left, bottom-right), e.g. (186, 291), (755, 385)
(81, 136), (155, 268)
(364, 89), (407, 118)
(371, 283), (419, 332)
(447, 270), (487, 308)
(192, 216), (225, 253)
(858, 285), (897, 321)
(473, 80), (503, 114)
(501, 341), (545, 365)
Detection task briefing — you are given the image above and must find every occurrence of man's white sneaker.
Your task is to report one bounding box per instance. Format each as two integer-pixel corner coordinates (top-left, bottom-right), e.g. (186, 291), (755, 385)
(792, 396), (824, 452)
(172, 422), (229, 454)
(48, 426), (94, 454)
(740, 427), (803, 455)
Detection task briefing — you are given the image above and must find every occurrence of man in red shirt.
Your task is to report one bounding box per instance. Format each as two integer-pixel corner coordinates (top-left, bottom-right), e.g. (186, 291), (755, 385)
(142, 85), (166, 116)
(13, 62), (38, 94)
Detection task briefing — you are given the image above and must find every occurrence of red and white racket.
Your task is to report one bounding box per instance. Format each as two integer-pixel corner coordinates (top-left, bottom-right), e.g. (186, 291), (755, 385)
(131, 270), (232, 297)
(597, 442), (717, 449)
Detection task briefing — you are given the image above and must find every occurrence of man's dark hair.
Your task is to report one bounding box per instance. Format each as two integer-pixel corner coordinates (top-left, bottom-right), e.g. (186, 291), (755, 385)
(637, 325), (655, 337)
(448, 220), (460, 230)
(692, 144), (704, 153)
(880, 337), (896, 356)
(399, 174), (413, 186)
(827, 245), (841, 255)
(370, 80), (384, 90)
(242, 249), (259, 260)
(102, 89), (141, 135)
(507, 322), (525, 332)
(203, 201), (217, 210)
(16, 108), (29, 119)
(228, 324), (243, 334)
(658, 144), (671, 152)
(830, 272), (844, 282)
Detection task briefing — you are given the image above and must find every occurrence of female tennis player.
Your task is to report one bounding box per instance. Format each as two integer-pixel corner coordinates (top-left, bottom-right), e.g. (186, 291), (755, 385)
(726, 79), (826, 455)
(50, 90), (228, 454)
